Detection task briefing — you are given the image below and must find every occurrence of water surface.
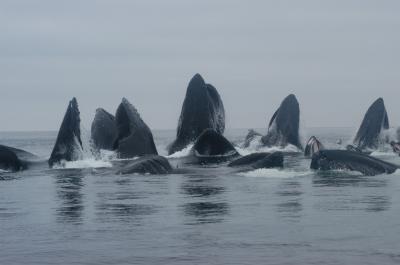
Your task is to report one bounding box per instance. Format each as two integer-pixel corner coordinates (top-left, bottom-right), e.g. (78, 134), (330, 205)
(1, 128), (400, 265)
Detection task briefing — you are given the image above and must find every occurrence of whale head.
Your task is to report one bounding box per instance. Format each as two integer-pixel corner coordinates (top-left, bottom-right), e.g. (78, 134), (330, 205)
(353, 98), (389, 150)
(49, 98), (83, 167)
(262, 94), (302, 150)
(168, 73), (225, 154)
(113, 98), (158, 158)
(91, 108), (117, 151)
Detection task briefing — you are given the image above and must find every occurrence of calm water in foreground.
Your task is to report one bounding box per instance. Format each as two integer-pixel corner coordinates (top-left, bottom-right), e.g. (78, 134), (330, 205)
(1, 128), (400, 265)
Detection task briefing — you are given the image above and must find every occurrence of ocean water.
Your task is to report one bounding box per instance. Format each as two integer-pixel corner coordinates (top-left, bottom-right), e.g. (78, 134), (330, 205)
(1, 128), (400, 265)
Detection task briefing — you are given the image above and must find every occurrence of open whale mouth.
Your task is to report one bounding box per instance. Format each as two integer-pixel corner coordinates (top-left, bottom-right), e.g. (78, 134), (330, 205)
(191, 129), (239, 164)
(193, 150), (239, 164)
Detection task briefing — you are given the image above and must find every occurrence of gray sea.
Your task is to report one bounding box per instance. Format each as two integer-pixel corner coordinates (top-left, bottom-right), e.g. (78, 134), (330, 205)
(1, 128), (400, 265)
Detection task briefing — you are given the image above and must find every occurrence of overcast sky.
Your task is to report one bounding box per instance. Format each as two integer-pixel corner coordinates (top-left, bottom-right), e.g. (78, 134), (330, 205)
(0, 0), (399, 131)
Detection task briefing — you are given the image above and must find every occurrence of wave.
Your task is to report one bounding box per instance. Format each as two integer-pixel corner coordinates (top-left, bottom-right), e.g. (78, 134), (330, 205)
(370, 150), (397, 157)
(167, 144), (194, 158)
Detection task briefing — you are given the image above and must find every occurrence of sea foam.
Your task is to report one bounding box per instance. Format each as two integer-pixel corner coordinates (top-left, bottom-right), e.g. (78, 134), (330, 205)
(240, 168), (309, 178)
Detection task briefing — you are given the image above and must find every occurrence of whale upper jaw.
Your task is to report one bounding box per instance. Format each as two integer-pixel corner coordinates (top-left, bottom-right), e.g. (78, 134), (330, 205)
(48, 97), (83, 167)
(168, 73), (225, 155)
(310, 149), (398, 176)
(91, 108), (118, 151)
(261, 94), (302, 150)
(113, 98), (158, 159)
(353, 98), (389, 150)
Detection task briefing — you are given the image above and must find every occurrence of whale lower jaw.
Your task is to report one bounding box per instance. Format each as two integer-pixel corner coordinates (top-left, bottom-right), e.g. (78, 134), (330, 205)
(311, 150), (398, 176)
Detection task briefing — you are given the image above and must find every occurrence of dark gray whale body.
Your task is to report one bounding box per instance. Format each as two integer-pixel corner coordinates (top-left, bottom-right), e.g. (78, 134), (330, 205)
(168, 74), (225, 155)
(311, 150), (398, 176)
(353, 98), (389, 150)
(91, 108), (117, 150)
(228, 152), (284, 170)
(0, 145), (24, 172)
(113, 98), (158, 159)
(0, 144), (41, 172)
(49, 98), (83, 167)
(261, 94), (302, 150)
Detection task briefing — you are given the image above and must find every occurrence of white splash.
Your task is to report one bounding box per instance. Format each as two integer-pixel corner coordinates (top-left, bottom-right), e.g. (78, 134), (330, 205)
(370, 150), (397, 157)
(236, 142), (301, 156)
(167, 144), (194, 158)
(52, 159), (112, 169)
(240, 168), (309, 178)
(80, 125), (96, 160)
(99, 149), (118, 160)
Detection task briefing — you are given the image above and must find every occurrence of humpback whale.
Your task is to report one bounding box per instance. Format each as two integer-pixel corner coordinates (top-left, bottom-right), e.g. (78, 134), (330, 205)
(0, 145), (24, 172)
(168, 74), (225, 155)
(243, 129), (262, 148)
(190, 129), (239, 164)
(0, 144), (43, 172)
(261, 94), (302, 150)
(353, 98), (389, 150)
(49, 98), (83, 167)
(113, 98), (158, 159)
(0, 144), (38, 161)
(304, 136), (324, 158)
(311, 150), (398, 176)
(91, 108), (118, 150)
(390, 141), (400, 156)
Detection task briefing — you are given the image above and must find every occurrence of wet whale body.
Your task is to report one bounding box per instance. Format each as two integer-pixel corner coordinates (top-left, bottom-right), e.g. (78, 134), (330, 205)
(91, 108), (117, 151)
(0, 144), (41, 172)
(49, 98), (83, 167)
(261, 94), (302, 150)
(168, 74), (225, 155)
(311, 150), (398, 176)
(0, 145), (25, 172)
(353, 98), (389, 150)
(113, 98), (158, 158)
